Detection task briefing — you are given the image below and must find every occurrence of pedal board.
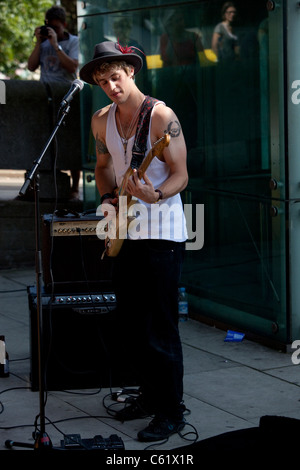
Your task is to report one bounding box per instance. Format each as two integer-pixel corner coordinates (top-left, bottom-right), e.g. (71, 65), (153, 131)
(61, 433), (125, 450)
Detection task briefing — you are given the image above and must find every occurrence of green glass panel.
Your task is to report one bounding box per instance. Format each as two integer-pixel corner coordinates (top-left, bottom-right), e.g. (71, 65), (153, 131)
(77, 0), (200, 16)
(182, 191), (287, 342)
(77, 0), (287, 342)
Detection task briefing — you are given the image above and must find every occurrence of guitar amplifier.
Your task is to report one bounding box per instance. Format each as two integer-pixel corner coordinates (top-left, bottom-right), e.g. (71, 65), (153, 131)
(28, 286), (138, 391)
(42, 211), (113, 294)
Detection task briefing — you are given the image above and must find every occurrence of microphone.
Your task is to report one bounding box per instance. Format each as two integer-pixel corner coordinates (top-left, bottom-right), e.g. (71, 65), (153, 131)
(59, 79), (84, 109)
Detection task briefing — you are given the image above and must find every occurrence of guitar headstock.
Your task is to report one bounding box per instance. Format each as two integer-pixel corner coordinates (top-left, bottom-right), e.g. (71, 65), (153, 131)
(152, 133), (170, 157)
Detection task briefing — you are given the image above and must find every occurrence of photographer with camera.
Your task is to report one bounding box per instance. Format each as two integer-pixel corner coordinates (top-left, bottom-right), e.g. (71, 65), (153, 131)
(28, 5), (78, 83)
(27, 5), (80, 200)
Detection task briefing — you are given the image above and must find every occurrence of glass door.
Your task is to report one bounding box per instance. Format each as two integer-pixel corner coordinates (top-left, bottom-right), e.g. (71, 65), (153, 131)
(177, 0), (289, 345)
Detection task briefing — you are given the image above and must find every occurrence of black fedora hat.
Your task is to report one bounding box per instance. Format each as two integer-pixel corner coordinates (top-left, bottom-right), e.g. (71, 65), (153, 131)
(79, 41), (143, 85)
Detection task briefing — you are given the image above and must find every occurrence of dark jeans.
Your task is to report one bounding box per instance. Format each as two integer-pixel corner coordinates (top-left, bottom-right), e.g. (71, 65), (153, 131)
(112, 239), (185, 420)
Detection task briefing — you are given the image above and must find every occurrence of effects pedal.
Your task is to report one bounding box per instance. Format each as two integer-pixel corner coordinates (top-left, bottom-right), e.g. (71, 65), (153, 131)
(62, 434), (83, 448)
(61, 433), (125, 450)
(90, 434), (125, 450)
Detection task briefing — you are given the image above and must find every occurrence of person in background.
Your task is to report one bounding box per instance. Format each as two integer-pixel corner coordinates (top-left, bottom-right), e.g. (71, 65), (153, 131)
(27, 5), (80, 199)
(160, 11), (204, 67)
(211, 2), (239, 63)
(28, 5), (78, 83)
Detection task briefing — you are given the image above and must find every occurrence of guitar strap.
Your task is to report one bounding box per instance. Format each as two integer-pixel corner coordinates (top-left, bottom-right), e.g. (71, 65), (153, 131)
(130, 95), (158, 170)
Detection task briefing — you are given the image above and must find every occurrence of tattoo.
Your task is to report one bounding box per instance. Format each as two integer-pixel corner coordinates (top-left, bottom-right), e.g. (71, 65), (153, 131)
(96, 133), (109, 155)
(164, 120), (181, 138)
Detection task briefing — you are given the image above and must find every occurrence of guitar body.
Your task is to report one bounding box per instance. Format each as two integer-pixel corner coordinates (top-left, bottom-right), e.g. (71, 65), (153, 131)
(104, 134), (170, 257)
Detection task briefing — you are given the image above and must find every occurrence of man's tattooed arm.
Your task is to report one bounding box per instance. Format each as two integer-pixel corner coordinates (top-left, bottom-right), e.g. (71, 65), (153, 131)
(95, 132), (109, 155)
(94, 131), (116, 195)
(164, 120), (181, 138)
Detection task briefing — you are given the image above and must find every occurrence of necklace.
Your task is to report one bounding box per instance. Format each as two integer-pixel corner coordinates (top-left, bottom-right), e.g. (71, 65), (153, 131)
(117, 96), (144, 163)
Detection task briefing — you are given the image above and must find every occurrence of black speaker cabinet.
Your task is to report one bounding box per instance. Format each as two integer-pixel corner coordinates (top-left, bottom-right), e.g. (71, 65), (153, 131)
(42, 212), (114, 294)
(28, 286), (137, 391)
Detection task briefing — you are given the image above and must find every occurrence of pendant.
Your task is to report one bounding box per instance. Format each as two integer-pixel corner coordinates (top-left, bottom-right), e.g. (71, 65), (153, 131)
(122, 138), (128, 164)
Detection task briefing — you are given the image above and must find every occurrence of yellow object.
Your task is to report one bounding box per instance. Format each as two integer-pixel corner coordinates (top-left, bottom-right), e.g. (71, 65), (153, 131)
(145, 49), (217, 70)
(146, 54), (163, 69)
(199, 49), (218, 66)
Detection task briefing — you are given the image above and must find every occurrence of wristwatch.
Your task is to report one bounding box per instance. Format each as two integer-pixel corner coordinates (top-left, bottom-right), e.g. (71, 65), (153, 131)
(154, 189), (163, 203)
(55, 44), (63, 52)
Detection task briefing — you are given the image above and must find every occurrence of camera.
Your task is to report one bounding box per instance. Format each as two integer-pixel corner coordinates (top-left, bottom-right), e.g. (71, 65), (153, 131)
(40, 25), (49, 38)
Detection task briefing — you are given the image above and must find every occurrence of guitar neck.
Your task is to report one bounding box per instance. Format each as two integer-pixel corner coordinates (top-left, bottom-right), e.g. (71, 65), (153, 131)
(138, 134), (170, 178)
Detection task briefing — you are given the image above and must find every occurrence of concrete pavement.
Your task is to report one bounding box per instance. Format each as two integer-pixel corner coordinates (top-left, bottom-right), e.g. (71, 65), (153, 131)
(0, 267), (300, 459)
(0, 171), (300, 461)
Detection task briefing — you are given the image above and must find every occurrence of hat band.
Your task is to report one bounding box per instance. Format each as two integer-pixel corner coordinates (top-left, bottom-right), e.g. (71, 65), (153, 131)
(93, 51), (120, 59)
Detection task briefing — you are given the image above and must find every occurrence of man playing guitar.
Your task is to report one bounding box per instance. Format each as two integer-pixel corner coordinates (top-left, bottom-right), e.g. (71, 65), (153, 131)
(80, 41), (188, 442)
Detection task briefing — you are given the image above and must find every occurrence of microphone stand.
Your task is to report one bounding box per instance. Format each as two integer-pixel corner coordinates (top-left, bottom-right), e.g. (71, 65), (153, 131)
(5, 103), (71, 451)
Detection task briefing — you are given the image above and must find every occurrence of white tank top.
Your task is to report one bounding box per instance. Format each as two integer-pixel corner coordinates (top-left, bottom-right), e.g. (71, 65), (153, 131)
(106, 101), (187, 242)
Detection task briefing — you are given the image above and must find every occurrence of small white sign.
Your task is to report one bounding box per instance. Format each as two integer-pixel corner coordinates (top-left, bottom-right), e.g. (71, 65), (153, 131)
(0, 80), (6, 104)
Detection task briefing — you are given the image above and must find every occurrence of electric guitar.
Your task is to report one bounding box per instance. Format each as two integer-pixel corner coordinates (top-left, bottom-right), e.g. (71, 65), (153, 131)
(103, 133), (170, 257)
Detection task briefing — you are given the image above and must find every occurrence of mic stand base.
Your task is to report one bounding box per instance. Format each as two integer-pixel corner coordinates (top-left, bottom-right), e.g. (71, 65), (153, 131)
(5, 432), (53, 451)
